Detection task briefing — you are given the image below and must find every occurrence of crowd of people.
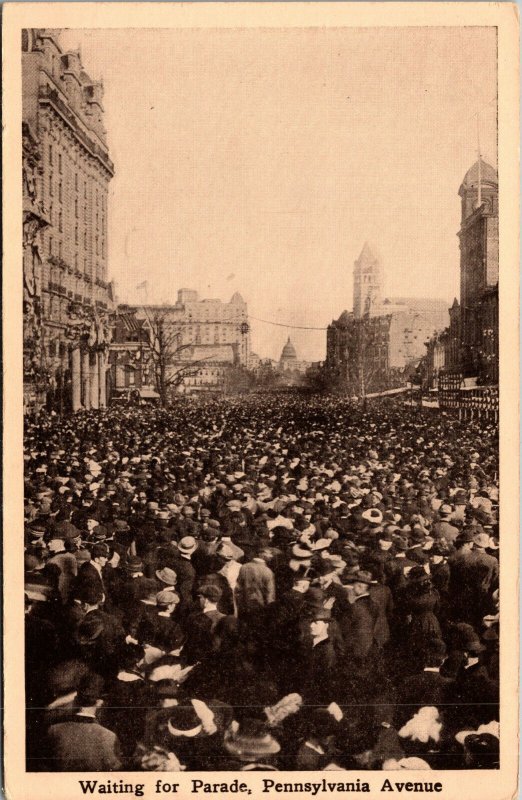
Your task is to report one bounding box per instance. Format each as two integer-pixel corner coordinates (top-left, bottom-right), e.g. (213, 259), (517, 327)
(24, 395), (500, 772)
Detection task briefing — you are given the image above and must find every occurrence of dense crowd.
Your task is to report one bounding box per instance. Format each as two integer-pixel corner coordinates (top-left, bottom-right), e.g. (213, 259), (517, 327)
(24, 395), (500, 772)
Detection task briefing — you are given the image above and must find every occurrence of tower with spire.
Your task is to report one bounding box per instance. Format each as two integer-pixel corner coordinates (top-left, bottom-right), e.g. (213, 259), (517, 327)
(353, 242), (382, 318)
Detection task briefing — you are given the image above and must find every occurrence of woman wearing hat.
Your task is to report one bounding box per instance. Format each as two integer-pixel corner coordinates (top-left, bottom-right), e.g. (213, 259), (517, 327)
(223, 718), (281, 770)
(399, 566), (442, 675)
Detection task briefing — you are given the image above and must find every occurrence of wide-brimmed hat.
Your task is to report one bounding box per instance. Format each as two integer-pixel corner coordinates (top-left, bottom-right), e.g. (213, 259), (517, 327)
(74, 617), (104, 646)
(473, 532), (490, 549)
(225, 719), (281, 762)
(167, 705), (204, 738)
(291, 544), (313, 560)
(361, 508), (383, 525)
(156, 567), (177, 586)
(343, 569), (373, 586)
(178, 536), (197, 556)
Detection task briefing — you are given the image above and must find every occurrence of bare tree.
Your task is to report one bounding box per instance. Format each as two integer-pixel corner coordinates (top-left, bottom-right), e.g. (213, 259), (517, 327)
(143, 308), (206, 405)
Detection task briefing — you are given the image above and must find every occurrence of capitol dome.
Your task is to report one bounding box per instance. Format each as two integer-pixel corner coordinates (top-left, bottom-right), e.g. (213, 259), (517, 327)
(280, 337), (297, 362)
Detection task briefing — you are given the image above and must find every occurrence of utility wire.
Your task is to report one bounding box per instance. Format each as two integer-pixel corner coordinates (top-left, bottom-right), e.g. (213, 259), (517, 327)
(248, 315), (328, 331)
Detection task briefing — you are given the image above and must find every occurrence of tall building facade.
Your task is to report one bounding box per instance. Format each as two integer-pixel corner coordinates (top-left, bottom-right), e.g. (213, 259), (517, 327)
(325, 310), (391, 395)
(424, 158), (499, 388)
(22, 29), (114, 412)
(353, 242), (382, 318)
(457, 159), (499, 383)
(132, 290), (250, 397)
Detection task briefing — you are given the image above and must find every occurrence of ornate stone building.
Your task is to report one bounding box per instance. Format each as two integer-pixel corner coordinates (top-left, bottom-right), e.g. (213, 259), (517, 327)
(424, 158), (499, 388)
(22, 29), (115, 412)
(127, 290), (251, 398)
(325, 310), (392, 395)
(326, 244), (449, 394)
(456, 159), (499, 383)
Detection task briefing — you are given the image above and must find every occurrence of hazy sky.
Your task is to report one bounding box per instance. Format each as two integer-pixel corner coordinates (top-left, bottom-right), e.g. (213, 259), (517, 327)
(61, 27), (497, 361)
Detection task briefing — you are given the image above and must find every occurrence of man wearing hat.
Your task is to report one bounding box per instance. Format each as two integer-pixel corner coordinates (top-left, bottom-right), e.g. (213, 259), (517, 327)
(301, 601), (340, 705)
(447, 626), (498, 730)
(137, 590), (183, 654)
(75, 542), (111, 600)
(432, 505), (460, 544)
(235, 546), (275, 621)
(447, 529), (477, 624)
(340, 570), (381, 689)
(182, 584), (226, 666)
(170, 536), (197, 606)
(47, 535), (79, 604)
(396, 639), (452, 729)
(43, 673), (122, 771)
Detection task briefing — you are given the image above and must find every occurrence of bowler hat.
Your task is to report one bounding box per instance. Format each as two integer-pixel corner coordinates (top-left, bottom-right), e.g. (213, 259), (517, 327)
(156, 567), (177, 586)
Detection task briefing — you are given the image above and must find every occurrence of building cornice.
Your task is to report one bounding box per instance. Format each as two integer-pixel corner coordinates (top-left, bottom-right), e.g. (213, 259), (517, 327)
(39, 86), (114, 177)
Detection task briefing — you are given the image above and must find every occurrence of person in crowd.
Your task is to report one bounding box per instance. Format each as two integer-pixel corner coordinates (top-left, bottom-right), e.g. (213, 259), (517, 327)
(23, 396), (499, 771)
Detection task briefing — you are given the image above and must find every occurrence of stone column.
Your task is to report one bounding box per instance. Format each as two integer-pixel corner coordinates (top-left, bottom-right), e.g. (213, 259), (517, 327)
(82, 350), (91, 410)
(90, 351), (99, 409)
(98, 351), (107, 408)
(71, 347), (81, 411)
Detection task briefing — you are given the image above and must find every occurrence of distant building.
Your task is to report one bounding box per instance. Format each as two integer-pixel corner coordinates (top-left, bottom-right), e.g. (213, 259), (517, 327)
(22, 29), (115, 412)
(325, 310), (391, 395)
(325, 243), (449, 394)
(278, 337), (310, 374)
(129, 289), (251, 396)
(424, 158), (499, 388)
(457, 159), (499, 383)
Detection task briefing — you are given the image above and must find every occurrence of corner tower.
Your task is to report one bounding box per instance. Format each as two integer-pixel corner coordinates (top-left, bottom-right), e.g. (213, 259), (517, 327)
(353, 242), (382, 318)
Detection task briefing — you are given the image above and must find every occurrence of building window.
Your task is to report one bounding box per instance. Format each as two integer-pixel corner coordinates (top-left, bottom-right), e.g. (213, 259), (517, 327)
(75, 224), (78, 244)
(84, 230), (87, 248)
(58, 153), (62, 174)
(49, 174), (53, 196)
(58, 212), (63, 232)
(58, 181), (62, 202)
(48, 144), (53, 166)
(58, 241), (62, 259)
(95, 235), (99, 255)
(84, 182), (87, 199)
(128, 368), (135, 386)
(75, 173), (78, 191)
(49, 236), (53, 255)
(75, 198), (78, 218)
(74, 253), (78, 270)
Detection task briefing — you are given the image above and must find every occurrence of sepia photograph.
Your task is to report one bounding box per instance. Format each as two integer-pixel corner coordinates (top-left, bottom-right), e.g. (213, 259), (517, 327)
(3, 3), (519, 799)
